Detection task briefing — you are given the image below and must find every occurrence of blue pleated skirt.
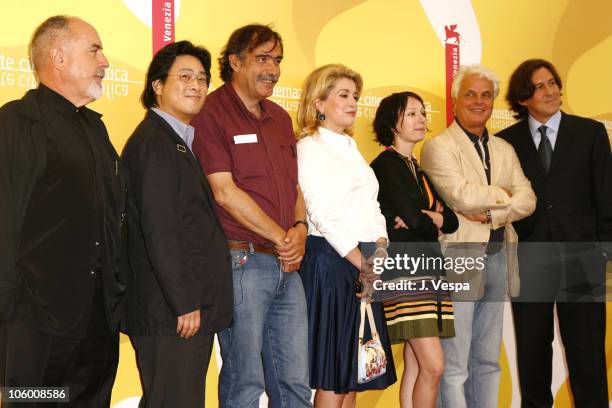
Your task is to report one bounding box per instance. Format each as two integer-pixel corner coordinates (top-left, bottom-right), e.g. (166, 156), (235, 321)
(299, 235), (396, 393)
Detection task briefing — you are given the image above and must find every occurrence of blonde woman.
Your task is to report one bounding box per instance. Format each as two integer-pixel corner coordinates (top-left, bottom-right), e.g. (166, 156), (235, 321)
(296, 64), (396, 408)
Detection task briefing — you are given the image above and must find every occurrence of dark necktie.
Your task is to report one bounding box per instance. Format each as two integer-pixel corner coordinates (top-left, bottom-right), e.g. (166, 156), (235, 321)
(538, 125), (553, 173)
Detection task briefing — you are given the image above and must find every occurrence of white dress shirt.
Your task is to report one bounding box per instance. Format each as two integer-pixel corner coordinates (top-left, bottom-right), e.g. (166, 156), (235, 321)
(528, 110), (561, 150)
(297, 127), (388, 257)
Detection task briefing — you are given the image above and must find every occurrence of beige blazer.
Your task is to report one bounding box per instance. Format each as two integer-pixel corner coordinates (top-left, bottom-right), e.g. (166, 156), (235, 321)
(420, 121), (536, 299)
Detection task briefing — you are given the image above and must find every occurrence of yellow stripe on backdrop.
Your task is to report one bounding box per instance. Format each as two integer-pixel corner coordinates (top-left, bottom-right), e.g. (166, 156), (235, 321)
(1, 1), (611, 407)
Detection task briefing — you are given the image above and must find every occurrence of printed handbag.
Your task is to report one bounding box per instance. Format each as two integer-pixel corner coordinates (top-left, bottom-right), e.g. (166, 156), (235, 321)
(357, 302), (387, 383)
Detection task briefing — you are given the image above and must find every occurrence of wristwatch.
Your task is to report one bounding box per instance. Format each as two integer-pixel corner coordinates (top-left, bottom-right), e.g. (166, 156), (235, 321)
(485, 209), (492, 225)
(293, 219), (308, 231)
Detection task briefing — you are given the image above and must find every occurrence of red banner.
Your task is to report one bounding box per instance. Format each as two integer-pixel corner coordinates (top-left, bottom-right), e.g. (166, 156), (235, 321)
(444, 24), (461, 126)
(152, 0), (174, 55)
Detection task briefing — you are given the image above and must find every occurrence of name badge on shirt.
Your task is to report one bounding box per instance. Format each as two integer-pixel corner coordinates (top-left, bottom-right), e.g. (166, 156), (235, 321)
(233, 134), (258, 144)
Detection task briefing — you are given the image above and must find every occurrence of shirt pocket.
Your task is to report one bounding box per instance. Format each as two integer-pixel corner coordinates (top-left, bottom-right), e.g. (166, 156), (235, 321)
(279, 143), (298, 186)
(230, 142), (268, 180)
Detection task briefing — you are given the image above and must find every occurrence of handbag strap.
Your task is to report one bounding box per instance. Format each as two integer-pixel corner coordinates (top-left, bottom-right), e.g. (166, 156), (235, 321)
(358, 302), (379, 344)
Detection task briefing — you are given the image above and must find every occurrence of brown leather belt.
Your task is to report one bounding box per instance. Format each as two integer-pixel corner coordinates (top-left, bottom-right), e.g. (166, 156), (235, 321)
(227, 240), (276, 256)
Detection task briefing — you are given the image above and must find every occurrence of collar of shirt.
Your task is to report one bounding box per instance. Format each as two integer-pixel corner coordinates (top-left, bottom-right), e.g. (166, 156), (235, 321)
(528, 110), (561, 150)
(317, 126), (355, 151)
(456, 118), (490, 173)
(151, 107), (195, 151)
(38, 83), (99, 118)
(387, 145), (418, 162)
(223, 82), (276, 122)
(456, 119), (489, 145)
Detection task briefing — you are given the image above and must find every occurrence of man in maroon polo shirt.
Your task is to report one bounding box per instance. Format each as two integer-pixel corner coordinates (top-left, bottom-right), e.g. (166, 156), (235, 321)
(191, 25), (312, 408)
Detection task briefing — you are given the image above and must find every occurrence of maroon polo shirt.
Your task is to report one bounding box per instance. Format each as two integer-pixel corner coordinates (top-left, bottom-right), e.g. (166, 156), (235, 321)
(191, 82), (298, 245)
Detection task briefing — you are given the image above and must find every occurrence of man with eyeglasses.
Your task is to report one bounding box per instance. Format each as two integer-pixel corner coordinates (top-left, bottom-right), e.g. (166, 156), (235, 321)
(121, 40), (232, 407)
(192, 24), (311, 407)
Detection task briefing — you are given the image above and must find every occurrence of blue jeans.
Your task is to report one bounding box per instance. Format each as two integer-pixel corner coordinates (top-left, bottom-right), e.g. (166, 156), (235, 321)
(439, 251), (507, 408)
(218, 250), (312, 408)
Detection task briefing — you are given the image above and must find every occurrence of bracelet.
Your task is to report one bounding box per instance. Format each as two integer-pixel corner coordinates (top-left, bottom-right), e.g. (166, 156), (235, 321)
(293, 219), (308, 230)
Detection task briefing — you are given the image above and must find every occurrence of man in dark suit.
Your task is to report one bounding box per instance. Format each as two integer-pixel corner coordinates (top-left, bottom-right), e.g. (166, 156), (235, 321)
(121, 41), (232, 407)
(0, 16), (126, 407)
(498, 59), (612, 408)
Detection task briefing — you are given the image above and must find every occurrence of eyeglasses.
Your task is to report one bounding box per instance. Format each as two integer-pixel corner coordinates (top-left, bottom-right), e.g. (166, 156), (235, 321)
(167, 70), (210, 87)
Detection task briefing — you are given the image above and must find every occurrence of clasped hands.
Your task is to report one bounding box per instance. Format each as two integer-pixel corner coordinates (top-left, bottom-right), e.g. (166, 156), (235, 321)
(175, 225), (308, 339)
(274, 224), (307, 272)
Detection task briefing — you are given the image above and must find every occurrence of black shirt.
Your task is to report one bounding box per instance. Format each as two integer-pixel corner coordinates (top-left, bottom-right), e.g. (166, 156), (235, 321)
(0, 85), (126, 338)
(457, 120), (505, 248)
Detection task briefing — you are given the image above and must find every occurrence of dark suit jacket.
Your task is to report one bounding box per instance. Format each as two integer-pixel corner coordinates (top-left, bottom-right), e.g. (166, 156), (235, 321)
(498, 112), (612, 299)
(497, 112), (612, 244)
(121, 111), (233, 336)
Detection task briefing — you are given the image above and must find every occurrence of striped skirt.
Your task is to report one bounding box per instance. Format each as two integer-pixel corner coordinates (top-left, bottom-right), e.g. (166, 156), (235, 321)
(379, 276), (455, 343)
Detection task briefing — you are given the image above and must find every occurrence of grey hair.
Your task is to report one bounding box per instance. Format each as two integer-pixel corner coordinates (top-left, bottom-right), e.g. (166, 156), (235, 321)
(29, 15), (73, 73)
(451, 64), (500, 99)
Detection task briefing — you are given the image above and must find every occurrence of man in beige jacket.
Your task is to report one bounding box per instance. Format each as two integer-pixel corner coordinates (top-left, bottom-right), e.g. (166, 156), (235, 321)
(420, 64), (535, 408)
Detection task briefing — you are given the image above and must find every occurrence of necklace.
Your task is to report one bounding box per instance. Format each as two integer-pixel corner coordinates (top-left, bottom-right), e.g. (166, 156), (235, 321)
(390, 146), (420, 187)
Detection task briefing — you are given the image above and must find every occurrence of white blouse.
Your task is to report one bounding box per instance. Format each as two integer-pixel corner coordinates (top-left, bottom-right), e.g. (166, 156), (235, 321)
(297, 127), (388, 258)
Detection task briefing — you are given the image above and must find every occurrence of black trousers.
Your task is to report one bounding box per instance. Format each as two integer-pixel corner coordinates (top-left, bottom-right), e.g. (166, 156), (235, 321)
(131, 333), (214, 408)
(512, 302), (607, 408)
(513, 241), (608, 408)
(1, 318), (119, 408)
(0, 319), (6, 388)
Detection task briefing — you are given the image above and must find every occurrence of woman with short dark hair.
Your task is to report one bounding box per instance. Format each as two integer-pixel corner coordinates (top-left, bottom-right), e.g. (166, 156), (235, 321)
(371, 91), (457, 408)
